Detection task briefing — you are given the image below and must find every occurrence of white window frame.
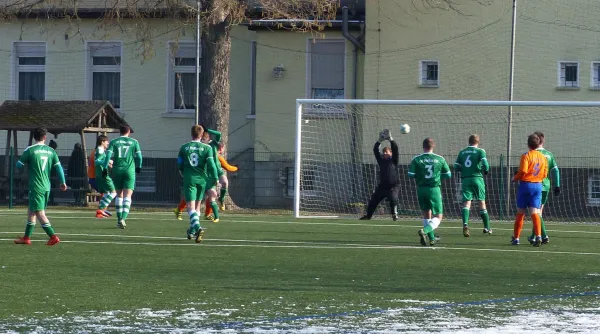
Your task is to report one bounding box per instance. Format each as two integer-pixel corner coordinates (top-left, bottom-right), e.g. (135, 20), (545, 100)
(166, 41), (199, 114)
(588, 175), (600, 206)
(85, 41), (123, 110)
(305, 38), (347, 114)
(590, 62), (600, 89)
(557, 61), (580, 88)
(419, 60), (440, 87)
(12, 41), (47, 100)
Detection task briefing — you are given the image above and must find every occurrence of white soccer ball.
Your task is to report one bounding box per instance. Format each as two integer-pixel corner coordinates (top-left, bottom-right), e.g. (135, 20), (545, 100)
(400, 124), (410, 134)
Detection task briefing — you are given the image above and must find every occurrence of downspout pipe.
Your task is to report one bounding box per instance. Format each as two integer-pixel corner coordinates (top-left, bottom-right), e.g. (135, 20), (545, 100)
(342, 6), (365, 52)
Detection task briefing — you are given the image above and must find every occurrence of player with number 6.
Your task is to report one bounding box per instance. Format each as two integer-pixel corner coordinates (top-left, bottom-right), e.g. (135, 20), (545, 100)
(454, 134), (491, 237)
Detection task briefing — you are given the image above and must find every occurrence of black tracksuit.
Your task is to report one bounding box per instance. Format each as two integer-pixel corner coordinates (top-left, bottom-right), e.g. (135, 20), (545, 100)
(365, 140), (400, 218)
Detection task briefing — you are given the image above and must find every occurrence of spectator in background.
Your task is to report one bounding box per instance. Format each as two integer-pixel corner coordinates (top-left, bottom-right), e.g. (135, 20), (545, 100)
(68, 143), (87, 206)
(48, 140), (59, 206)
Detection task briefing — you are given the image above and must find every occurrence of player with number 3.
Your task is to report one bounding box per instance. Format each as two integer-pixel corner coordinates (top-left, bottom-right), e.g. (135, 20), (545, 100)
(408, 138), (451, 246)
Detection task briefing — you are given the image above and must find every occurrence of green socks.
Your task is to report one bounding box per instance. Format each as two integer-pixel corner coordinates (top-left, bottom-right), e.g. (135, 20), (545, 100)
(462, 207), (470, 226)
(219, 188), (227, 203)
(115, 197), (123, 220)
(100, 192), (116, 210)
(41, 222), (55, 237)
(480, 209), (490, 230)
(210, 201), (220, 219)
(24, 221), (35, 237)
(122, 197), (132, 220)
(189, 210), (200, 231)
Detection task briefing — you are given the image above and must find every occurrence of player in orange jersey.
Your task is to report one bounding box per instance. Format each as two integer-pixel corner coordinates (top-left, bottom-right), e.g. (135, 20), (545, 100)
(511, 133), (548, 247)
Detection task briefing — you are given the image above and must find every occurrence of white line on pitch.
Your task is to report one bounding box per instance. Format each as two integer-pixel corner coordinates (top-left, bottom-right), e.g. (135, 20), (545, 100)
(1, 238), (599, 256)
(0, 215), (599, 235)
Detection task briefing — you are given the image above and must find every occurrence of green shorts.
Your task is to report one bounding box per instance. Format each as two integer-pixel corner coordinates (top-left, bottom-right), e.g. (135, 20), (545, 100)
(111, 171), (135, 190)
(29, 190), (49, 212)
(97, 176), (115, 194)
(541, 190), (549, 205)
(218, 168), (225, 177)
(206, 177), (218, 190)
(461, 177), (486, 202)
(183, 179), (207, 202)
(417, 186), (443, 215)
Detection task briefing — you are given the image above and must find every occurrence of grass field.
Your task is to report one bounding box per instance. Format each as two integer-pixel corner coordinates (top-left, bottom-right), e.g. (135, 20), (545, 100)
(1, 208), (599, 333)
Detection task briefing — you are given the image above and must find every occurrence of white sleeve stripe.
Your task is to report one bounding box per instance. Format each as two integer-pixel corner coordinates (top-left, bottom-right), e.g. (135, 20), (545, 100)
(16, 161), (24, 166)
(454, 163), (461, 166)
(443, 172), (451, 174)
(481, 157), (487, 160)
(53, 162), (61, 166)
(407, 172), (415, 175)
(551, 166), (558, 170)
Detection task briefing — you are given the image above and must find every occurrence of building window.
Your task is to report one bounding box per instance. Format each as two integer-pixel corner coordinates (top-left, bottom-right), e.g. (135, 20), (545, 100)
(136, 166), (156, 193)
(285, 167), (316, 198)
(588, 175), (600, 206)
(308, 39), (345, 111)
(168, 42), (198, 113)
(558, 62), (579, 88)
(14, 42), (46, 101)
(88, 42), (121, 108)
(420, 60), (439, 86)
(591, 62), (600, 89)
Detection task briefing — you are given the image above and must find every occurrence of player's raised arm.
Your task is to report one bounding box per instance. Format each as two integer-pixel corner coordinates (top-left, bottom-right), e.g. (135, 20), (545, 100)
(206, 128), (222, 144)
(390, 138), (399, 165)
(219, 155), (238, 172)
(373, 141), (382, 163)
(441, 159), (452, 179)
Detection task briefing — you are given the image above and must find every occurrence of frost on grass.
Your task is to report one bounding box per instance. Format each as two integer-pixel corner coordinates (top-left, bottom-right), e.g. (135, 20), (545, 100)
(1, 298), (599, 333)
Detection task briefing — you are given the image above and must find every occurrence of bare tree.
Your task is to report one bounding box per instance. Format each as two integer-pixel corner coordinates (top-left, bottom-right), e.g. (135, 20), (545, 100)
(0, 0), (340, 149)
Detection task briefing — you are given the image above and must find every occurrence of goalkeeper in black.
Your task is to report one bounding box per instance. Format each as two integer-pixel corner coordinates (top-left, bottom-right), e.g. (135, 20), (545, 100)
(360, 129), (400, 221)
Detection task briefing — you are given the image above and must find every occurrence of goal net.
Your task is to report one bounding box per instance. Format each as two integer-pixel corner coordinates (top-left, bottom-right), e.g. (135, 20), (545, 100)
(294, 99), (600, 223)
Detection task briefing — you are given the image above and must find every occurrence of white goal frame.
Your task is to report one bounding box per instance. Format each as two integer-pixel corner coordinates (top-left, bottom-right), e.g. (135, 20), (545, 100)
(294, 98), (600, 218)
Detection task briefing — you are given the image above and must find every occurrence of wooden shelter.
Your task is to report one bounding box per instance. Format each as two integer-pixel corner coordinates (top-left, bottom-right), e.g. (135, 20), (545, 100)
(0, 100), (131, 204)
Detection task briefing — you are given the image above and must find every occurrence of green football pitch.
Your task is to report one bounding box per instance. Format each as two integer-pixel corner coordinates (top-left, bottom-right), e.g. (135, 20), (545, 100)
(0, 209), (599, 333)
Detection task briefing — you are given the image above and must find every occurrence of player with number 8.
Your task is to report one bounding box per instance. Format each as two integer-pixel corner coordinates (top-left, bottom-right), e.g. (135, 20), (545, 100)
(177, 125), (219, 243)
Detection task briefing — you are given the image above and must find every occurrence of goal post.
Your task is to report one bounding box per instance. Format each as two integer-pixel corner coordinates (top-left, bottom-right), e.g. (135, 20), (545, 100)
(294, 99), (600, 222)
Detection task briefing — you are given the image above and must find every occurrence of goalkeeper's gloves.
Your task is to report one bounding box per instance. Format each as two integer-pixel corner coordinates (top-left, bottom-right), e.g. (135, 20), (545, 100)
(381, 129), (392, 141)
(378, 130), (386, 143)
(135, 167), (141, 174)
(102, 169), (108, 179)
(554, 186), (561, 196)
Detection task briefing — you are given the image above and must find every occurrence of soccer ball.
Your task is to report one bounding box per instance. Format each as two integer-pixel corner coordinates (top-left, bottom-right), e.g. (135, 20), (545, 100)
(400, 124), (410, 134)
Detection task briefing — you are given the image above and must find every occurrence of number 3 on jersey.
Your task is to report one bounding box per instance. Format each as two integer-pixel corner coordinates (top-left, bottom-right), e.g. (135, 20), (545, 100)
(189, 153), (199, 167)
(425, 165), (433, 178)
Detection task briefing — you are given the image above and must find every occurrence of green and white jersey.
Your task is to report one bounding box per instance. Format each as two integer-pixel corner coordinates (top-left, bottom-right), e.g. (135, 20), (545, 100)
(454, 146), (489, 178)
(178, 141), (214, 183)
(94, 146), (108, 178)
(106, 136), (142, 173)
(408, 153), (451, 187)
(17, 143), (60, 192)
(537, 148), (558, 191)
